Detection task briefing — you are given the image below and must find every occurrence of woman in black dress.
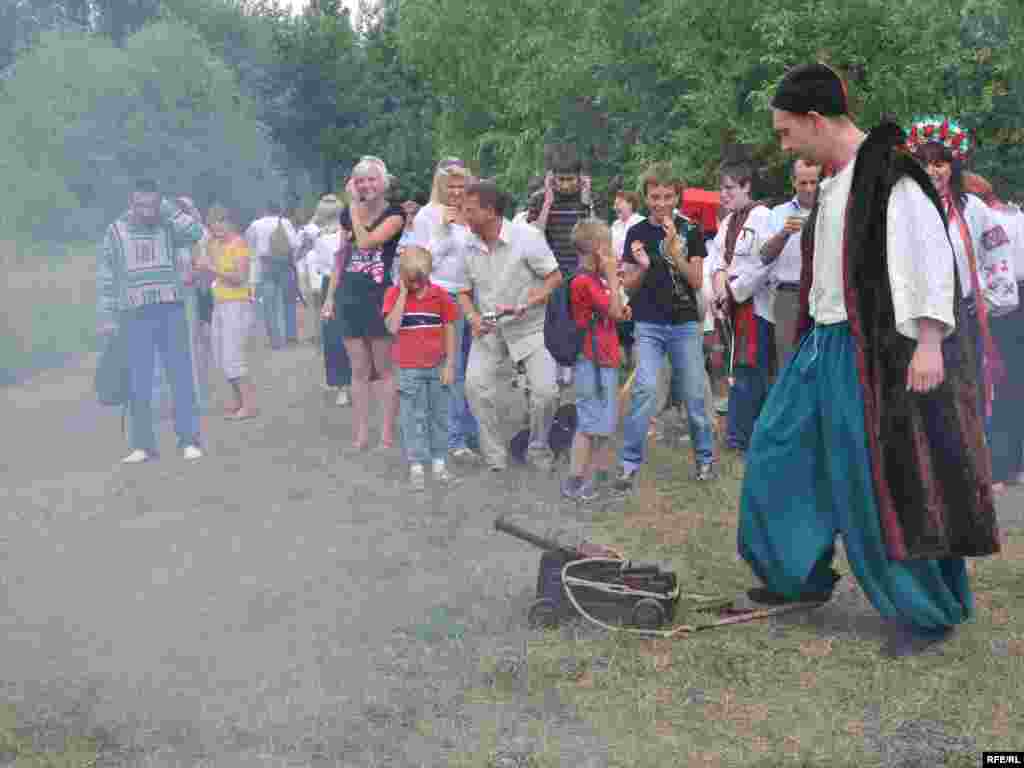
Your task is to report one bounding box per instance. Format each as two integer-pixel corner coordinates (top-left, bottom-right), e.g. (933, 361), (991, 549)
(322, 156), (406, 450)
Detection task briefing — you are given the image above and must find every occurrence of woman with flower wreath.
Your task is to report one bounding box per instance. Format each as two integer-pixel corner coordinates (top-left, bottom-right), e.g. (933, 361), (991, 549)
(321, 157), (406, 451)
(905, 116), (1019, 438)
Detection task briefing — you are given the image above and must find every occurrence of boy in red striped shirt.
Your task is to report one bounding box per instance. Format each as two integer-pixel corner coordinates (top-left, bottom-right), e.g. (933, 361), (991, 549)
(383, 247), (459, 490)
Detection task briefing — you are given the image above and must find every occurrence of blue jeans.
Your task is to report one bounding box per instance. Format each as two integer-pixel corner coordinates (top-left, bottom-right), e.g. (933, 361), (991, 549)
(284, 269), (298, 341)
(447, 303), (479, 450)
(726, 314), (774, 450)
(622, 320), (714, 471)
(258, 275), (286, 349)
(124, 302), (200, 454)
(397, 366), (450, 464)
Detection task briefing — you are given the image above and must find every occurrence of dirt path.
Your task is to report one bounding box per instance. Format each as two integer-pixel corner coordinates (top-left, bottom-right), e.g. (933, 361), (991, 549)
(0, 340), (609, 767)
(2, 338), (1021, 767)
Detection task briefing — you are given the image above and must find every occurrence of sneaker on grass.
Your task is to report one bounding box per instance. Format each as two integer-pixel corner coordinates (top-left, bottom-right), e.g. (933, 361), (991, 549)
(577, 480), (599, 502)
(611, 468), (637, 494)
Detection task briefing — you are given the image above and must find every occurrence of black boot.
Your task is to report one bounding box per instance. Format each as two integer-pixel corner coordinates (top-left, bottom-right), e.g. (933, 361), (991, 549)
(746, 571), (841, 606)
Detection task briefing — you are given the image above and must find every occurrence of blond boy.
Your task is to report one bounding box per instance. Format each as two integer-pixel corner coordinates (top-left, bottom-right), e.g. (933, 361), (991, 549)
(382, 247), (460, 490)
(562, 221), (630, 500)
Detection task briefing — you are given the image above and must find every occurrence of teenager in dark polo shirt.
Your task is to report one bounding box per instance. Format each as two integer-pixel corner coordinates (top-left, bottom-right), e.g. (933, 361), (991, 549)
(615, 162), (717, 492)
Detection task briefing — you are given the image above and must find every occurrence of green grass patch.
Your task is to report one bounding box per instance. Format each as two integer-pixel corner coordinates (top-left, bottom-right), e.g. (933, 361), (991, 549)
(503, 446), (1024, 767)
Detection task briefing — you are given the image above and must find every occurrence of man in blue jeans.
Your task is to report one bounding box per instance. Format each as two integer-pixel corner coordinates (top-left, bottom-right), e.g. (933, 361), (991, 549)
(96, 178), (205, 463)
(615, 163), (717, 492)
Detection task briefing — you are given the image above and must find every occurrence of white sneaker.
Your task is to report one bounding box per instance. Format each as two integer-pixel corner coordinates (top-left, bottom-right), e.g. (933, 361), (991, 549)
(183, 445), (203, 461)
(409, 464), (426, 491)
(433, 463), (459, 486)
(121, 449), (150, 464)
(335, 388), (350, 407)
(449, 447), (480, 463)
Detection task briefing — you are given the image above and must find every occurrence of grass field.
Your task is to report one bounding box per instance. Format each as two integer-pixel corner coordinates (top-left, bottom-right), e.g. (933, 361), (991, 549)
(1, 239), (98, 380)
(457, 444), (1024, 767)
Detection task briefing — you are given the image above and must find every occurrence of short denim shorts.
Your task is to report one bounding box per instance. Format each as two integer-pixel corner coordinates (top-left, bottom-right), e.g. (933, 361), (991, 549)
(574, 358), (618, 436)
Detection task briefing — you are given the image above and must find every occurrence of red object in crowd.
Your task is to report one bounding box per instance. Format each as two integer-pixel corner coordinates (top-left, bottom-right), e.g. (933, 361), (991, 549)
(680, 188), (721, 235)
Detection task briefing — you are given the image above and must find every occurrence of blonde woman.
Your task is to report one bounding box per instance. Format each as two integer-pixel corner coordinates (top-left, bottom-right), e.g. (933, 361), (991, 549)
(322, 157), (406, 450)
(406, 157), (481, 460)
(204, 205), (257, 420)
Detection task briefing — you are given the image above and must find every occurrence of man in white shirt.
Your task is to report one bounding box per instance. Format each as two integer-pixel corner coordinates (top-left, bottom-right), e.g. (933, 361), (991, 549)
(245, 202), (300, 350)
(458, 180), (563, 472)
(611, 190), (645, 266)
(706, 161), (775, 453)
(737, 63), (998, 658)
(759, 157), (821, 369)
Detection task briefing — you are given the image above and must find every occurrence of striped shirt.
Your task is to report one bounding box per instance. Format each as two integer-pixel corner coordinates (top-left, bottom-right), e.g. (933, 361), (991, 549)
(97, 200), (203, 327)
(381, 282), (459, 368)
(528, 190), (590, 274)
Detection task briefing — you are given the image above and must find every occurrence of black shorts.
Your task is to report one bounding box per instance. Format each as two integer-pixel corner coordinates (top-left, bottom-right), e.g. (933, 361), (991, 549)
(337, 273), (389, 339)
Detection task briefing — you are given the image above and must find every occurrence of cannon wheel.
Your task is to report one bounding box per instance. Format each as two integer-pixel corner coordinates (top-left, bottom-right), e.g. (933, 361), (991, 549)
(632, 598), (667, 629)
(527, 598), (560, 629)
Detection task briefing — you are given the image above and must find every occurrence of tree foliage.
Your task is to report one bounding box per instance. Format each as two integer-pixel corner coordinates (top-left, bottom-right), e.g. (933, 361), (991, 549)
(399, 0), (1024, 201)
(3, 0), (1024, 249)
(0, 20), (282, 238)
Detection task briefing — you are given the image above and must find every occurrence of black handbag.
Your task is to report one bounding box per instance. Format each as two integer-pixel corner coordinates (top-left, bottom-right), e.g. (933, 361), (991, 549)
(95, 329), (131, 406)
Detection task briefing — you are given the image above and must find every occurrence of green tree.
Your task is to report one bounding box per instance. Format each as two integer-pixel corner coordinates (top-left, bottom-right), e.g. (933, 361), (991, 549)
(0, 20), (283, 239)
(398, 0), (1024, 201)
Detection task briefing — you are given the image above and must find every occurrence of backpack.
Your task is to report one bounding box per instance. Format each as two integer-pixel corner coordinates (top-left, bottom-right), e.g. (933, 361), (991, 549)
(95, 329), (131, 407)
(509, 403), (578, 464)
(544, 273), (600, 386)
(265, 217), (293, 274)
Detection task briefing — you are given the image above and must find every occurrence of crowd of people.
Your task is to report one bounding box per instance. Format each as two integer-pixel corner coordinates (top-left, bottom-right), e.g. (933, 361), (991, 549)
(95, 61), (1023, 655)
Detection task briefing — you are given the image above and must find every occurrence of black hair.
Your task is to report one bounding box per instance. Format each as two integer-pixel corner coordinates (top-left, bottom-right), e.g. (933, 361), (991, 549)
(544, 143), (582, 175)
(914, 143), (966, 213)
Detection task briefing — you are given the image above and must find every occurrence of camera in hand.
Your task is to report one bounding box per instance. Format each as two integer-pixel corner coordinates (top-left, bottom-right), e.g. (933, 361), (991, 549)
(482, 307), (515, 325)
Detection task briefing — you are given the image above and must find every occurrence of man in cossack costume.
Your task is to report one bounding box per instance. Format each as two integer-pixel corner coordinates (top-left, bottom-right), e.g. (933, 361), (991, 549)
(738, 63), (1000, 657)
